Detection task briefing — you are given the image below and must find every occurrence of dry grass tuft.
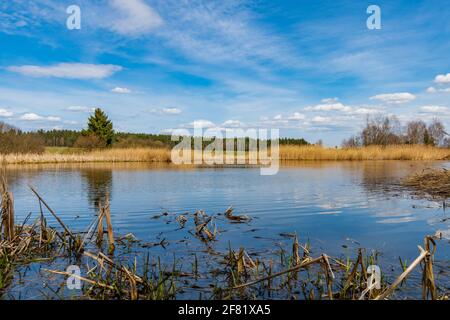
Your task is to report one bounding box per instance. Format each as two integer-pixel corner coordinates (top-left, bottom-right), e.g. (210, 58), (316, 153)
(403, 168), (450, 199)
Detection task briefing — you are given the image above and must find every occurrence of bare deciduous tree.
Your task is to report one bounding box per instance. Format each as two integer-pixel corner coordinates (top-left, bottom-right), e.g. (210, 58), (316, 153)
(406, 120), (427, 145)
(428, 118), (447, 147)
(342, 116), (448, 148)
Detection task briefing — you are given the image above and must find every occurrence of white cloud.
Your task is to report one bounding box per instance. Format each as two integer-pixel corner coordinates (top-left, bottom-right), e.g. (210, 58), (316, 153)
(150, 107), (182, 115)
(426, 86), (450, 94)
(419, 106), (449, 113)
(187, 119), (216, 128)
(20, 113), (60, 122)
(109, 0), (163, 36)
(320, 97), (339, 103)
(66, 106), (95, 113)
(287, 112), (306, 120)
(369, 92), (416, 104)
(46, 116), (61, 122)
(161, 107), (181, 115)
(111, 87), (131, 94)
(312, 116), (331, 123)
(351, 108), (382, 115)
(273, 114), (283, 120)
(20, 113), (42, 121)
(0, 109), (13, 117)
(305, 102), (352, 112)
(222, 120), (245, 128)
(7, 63), (122, 79)
(434, 73), (450, 84)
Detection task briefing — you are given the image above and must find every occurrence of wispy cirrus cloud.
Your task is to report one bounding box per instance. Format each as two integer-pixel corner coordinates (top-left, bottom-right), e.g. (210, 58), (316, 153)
(7, 63), (122, 79)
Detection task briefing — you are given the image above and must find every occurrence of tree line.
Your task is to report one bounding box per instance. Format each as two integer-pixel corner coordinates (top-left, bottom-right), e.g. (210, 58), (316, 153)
(342, 116), (449, 148)
(0, 108), (310, 154)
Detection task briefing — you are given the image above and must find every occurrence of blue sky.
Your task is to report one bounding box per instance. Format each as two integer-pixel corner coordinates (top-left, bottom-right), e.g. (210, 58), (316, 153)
(0, 0), (449, 145)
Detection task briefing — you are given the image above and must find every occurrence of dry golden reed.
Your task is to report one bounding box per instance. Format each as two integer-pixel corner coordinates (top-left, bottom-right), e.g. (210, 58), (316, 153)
(0, 145), (449, 164)
(1, 148), (171, 164)
(279, 145), (450, 161)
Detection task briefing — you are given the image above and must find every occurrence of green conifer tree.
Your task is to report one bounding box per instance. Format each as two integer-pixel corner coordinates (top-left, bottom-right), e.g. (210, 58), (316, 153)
(84, 108), (114, 146)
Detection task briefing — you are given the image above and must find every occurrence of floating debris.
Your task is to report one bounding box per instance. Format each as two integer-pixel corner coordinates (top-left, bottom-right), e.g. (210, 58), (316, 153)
(224, 207), (251, 223)
(176, 215), (188, 229)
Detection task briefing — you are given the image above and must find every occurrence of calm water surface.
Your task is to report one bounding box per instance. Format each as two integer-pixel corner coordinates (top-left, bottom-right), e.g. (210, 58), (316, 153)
(4, 161), (450, 298)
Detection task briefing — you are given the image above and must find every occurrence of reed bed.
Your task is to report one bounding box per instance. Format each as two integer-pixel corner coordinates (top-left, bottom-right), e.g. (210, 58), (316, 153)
(1, 145), (449, 164)
(403, 168), (450, 199)
(1, 148), (171, 164)
(279, 145), (450, 161)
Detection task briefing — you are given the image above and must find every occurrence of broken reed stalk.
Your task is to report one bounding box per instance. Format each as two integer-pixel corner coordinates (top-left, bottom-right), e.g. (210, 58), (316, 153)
(375, 245), (429, 300)
(96, 205), (104, 245)
(28, 185), (76, 243)
(1, 191), (15, 241)
(103, 196), (115, 253)
(292, 235), (301, 266)
(0, 170), (14, 241)
(322, 254), (335, 300)
(83, 251), (143, 284)
(342, 248), (367, 294)
(94, 196), (114, 253)
(422, 236), (437, 300)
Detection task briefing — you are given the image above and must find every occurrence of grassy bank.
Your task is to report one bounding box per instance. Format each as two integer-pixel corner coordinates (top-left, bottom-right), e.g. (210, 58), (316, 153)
(0, 145), (449, 164)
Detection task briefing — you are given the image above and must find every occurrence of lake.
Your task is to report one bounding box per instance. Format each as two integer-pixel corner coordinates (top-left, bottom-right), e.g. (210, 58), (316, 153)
(3, 161), (450, 298)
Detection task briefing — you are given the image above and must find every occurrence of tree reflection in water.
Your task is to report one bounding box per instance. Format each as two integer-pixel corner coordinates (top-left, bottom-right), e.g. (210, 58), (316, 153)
(81, 168), (112, 210)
